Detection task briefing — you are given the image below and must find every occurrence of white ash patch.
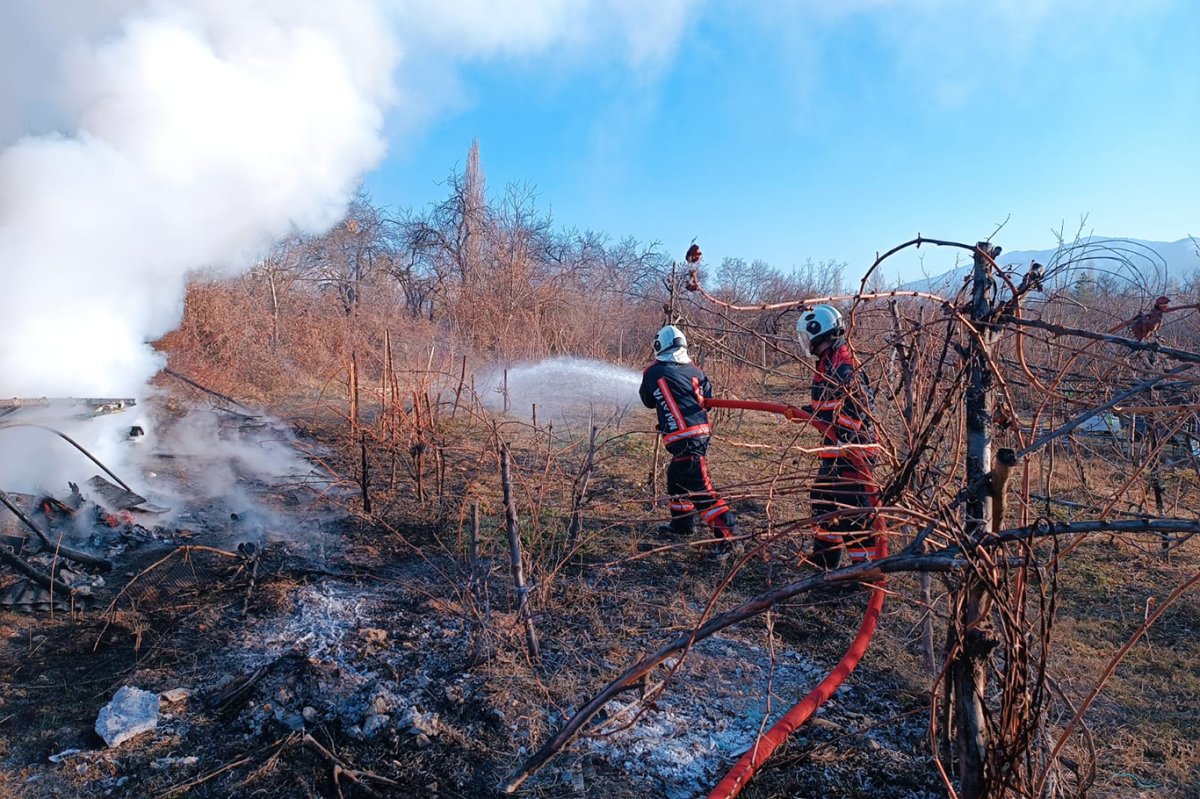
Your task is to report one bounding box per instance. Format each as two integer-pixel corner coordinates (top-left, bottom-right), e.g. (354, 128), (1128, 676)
(219, 577), (473, 745)
(580, 634), (836, 799)
(258, 582), (372, 678)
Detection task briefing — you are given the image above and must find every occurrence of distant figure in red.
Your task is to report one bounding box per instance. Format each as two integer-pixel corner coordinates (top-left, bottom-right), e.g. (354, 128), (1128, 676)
(1109, 296), (1170, 341)
(795, 305), (880, 569)
(639, 325), (738, 552)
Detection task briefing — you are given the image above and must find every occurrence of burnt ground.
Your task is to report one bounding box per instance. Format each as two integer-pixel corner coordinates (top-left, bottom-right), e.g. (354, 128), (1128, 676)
(0, 405), (1197, 798)
(0, 523), (942, 799)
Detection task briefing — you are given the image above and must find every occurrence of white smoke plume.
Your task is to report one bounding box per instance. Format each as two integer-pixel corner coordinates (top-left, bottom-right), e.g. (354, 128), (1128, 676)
(0, 0), (696, 400)
(0, 0), (395, 398)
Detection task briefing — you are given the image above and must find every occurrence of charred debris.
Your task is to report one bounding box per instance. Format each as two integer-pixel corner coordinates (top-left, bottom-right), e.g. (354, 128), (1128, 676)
(0, 396), (255, 612)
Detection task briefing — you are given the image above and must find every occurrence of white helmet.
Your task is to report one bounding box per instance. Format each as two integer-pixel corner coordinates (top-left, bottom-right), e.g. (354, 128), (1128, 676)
(653, 324), (688, 360)
(796, 305), (844, 353)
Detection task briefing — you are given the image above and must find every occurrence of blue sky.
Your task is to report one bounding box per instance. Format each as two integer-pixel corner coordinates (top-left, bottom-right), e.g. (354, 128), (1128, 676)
(364, 1), (1199, 283)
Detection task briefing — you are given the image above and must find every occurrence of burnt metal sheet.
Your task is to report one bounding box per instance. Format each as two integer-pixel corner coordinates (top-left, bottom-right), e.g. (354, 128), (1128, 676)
(0, 562), (99, 611)
(131, 503), (172, 516)
(0, 493), (38, 537)
(0, 398), (50, 420)
(86, 475), (148, 511)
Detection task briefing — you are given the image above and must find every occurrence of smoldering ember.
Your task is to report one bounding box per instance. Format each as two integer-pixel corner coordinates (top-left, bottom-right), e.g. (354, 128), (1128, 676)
(2, 228), (1200, 799)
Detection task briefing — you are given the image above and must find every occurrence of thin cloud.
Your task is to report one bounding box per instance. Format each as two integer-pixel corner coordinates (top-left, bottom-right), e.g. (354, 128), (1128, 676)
(738, 0), (1180, 108)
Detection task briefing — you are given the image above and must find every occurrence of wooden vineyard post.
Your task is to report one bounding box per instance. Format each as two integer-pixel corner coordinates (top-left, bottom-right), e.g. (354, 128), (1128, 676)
(359, 431), (371, 514)
(436, 446), (445, 509)
(453, 354), (467, 418)
(500, 443), (539, 661)
(381, 331), (392, 436)
(348, 350), (359, 440)
(469, 500), (481, 593)
(647, 433), (662, 520)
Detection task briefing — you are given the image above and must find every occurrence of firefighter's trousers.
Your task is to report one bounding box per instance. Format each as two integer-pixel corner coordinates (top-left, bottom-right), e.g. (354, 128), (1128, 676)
(810, 459), (878, 569)
(666, 453), (736, 539)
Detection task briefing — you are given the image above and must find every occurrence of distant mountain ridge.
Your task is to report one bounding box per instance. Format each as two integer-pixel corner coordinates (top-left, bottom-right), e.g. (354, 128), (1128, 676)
(901, 237), (1200, 294)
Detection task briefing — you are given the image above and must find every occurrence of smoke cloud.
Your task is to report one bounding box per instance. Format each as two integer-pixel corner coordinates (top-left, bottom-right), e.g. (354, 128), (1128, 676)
(0, 0), (697, 400)
(0, 0), (394, 398)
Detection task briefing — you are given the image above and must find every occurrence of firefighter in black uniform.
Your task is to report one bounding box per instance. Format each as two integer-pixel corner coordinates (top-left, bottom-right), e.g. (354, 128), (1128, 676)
(794, 304), (880, 569)
(639, 325), (738, 549)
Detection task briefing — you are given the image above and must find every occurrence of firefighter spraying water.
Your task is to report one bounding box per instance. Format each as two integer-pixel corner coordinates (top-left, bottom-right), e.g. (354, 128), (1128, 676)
(638, 243), (880, 568)
(639, 324), (740, 558)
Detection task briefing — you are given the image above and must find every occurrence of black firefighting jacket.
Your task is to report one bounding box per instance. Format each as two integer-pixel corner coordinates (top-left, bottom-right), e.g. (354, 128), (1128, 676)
(640, 360), (713, 455)
(804, 340), (877, 460)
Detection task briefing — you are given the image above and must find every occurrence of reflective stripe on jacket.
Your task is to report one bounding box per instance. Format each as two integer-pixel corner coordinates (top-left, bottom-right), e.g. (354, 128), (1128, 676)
(640, 360), (713, 455)
(806, 340), (876, 455)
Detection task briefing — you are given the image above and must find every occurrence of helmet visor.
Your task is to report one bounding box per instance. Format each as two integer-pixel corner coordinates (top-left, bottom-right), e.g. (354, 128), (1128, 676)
(797, 314), (819, 356)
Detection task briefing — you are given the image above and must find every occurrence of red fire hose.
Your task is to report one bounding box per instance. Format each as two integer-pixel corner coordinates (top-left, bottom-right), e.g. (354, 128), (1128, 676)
(702, 397), (888, 799)
(703, 398), (829, 436)
(704, 399), (797, 415)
